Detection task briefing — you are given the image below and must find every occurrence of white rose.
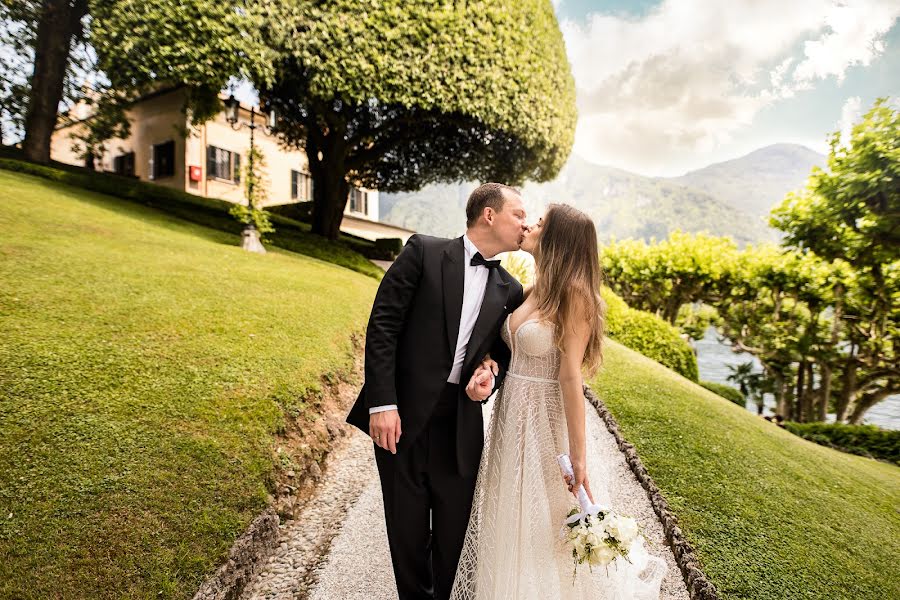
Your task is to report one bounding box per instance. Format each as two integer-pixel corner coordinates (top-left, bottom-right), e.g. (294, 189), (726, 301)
(617, 516), (639, 544)
(588, 543), (617, 566)
(602, 515), (620, 539)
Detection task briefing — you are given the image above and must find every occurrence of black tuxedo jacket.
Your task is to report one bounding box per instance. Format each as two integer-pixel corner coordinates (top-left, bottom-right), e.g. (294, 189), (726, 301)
(346, 234), (524, 477)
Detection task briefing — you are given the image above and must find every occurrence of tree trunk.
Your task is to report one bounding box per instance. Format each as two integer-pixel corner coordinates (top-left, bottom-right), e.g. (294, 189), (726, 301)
(307, 129), (349, 241)
(795, 361), (806, 422)
(835, 363), (856, 422)
(22, 0), (89, 164)
(801, 362), (815, 422)
(774, 373), (788, 419)
(848, 389), (894, 425)
(817, 363), (832, 422)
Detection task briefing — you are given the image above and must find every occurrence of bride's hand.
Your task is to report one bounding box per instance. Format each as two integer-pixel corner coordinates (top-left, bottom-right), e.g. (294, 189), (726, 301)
(465, 366), (494, 401)
(563, 459), (595, 504)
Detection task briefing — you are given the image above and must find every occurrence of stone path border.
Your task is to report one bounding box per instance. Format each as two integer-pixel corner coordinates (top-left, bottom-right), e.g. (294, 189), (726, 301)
(237, 429), (376, 599)
(584, 385), (720, 600)
(193, 509), (280, 600)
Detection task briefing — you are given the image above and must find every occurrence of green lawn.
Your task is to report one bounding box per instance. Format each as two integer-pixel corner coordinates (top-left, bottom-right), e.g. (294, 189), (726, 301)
(0, 170), (377, 598)
(0, 154), (386, 280)
(591, 340), (900, 600)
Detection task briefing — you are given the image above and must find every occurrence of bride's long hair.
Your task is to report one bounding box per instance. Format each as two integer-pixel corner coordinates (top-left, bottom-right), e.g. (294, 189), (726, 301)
(532, 203), (607, 376)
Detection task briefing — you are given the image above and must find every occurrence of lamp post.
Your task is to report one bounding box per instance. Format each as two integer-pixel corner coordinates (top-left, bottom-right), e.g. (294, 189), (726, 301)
(224, 93), (276, 253)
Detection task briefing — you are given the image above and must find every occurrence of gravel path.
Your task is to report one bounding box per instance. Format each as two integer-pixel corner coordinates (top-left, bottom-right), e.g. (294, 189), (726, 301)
(242, 400), (690, 600)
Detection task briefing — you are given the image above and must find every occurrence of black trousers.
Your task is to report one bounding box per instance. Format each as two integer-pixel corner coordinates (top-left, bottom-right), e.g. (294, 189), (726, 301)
(374, 382), (477, 600)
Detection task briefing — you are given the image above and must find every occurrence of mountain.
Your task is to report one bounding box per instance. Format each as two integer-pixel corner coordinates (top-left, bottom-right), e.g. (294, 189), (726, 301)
(379, 144), (826, 246)
(670, 143), (825, 221)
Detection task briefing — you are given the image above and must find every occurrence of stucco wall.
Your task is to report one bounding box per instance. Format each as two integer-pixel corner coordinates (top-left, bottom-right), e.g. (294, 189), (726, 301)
(51, 88), (381, 223)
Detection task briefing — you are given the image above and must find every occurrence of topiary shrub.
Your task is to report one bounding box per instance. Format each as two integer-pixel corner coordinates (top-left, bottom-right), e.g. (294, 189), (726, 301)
(699, 380), (746, 406)
(602, 286), (699, 381)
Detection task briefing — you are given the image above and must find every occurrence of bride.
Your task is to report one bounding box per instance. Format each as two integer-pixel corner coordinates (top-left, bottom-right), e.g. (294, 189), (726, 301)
(449, 203), (666, 599)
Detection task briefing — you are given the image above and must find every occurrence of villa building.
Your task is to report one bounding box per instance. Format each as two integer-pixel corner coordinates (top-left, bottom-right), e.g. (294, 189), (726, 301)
(50, 86), (414, 243)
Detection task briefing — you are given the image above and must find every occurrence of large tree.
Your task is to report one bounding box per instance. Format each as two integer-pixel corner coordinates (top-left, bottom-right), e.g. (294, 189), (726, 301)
(12, 0), (273, 164)
(259, 0), (577, 240)
(18, 0), (89, 163)
(770, 98), (899, 423)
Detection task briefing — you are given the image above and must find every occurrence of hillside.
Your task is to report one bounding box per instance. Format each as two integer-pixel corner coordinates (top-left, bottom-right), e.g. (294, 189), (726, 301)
(670, 143), (825, 223)
(0, 170), (378, 598)
(591, 340), (900, 599)
(381, 145), (825, 245)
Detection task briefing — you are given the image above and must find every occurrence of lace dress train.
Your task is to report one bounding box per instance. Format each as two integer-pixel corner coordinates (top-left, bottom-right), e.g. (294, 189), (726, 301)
(449, 316), (666, 600)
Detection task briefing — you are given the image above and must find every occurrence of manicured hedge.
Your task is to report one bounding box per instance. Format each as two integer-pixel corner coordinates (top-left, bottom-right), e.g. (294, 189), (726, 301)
(782, 421), (900, 465)
(699, 380), (746, 406)
(267, 202), (403, 260)
(602, 286), (699, 381)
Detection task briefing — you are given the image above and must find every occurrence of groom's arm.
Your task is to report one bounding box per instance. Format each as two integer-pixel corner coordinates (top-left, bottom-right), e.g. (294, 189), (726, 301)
(364, 235), (424, 412)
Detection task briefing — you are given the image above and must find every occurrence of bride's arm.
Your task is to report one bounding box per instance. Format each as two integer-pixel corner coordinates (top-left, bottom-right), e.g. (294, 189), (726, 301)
(559, 296), (594, 503)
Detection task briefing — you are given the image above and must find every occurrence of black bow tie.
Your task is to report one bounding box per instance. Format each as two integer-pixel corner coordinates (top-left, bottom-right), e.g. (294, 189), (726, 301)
(470, 252), (501, 269)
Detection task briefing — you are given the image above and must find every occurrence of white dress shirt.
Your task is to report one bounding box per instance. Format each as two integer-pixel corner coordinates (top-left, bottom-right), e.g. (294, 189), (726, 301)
(370, 234), (496, 414)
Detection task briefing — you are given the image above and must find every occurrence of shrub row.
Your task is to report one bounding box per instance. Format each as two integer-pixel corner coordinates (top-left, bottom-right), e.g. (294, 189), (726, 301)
(699, 380), (745, 406)
(782, 421), (900, 465)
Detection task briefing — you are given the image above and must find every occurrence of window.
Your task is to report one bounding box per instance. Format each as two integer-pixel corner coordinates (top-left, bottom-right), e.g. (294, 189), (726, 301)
(348, 187), (367, 215)
(151, 140), (175, 179)
(113, 152), (135, 176)
(291, 170), (313, 201)
(206, 145), (241, 183)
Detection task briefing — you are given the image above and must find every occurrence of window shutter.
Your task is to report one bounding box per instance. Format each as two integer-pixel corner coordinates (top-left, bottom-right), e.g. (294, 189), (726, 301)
(291, 170), (298, 199)
(206, 145), (216, 179)
(148, 145), (155, 180)
(233, 152), (241, 183)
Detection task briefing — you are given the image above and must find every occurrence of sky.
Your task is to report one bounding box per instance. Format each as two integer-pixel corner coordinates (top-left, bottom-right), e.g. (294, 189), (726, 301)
(553, 0), (900, 176)
(5, 1), (896, 179)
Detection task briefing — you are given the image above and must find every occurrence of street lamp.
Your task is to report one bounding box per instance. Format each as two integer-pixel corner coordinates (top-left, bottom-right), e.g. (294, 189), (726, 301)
(224, 94), (276, 253)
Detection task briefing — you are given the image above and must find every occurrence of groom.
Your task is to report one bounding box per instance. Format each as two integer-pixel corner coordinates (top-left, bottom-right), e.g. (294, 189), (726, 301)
(346, 183), (527, 599)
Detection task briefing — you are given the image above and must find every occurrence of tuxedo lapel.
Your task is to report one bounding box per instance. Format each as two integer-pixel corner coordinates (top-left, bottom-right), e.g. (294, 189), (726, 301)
(463, 268), (511, 375)
(442, 237), (465, 359)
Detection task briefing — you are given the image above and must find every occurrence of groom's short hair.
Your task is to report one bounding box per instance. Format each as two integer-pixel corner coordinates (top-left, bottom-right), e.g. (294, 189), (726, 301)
(466, 182), (520, 228)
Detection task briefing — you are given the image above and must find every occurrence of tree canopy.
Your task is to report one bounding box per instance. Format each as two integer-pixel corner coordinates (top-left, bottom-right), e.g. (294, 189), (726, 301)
(259, 0), (577, 238)
(10, 0), (273, 164)
(770, 98), (899, 268)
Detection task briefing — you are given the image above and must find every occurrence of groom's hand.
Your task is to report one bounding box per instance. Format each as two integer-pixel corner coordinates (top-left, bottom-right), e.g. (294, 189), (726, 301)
(370, 410), (401, 454)
(465, 367), (494, 402)
(479, 356), (499, 377)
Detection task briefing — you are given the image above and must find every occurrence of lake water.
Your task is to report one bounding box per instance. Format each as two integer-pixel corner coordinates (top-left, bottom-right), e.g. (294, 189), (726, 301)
(694, 326), (899, 431)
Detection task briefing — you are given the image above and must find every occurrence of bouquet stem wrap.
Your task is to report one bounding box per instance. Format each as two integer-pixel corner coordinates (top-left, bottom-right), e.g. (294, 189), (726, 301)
(557, 454), (595, 513)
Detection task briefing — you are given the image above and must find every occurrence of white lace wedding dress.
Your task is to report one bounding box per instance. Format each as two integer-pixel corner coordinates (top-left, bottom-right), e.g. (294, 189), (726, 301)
(449, 315), (667, 599)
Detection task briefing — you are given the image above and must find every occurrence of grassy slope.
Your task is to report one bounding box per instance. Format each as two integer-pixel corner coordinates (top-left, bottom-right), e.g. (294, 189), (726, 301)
(591, 340), (900, 600)
(0, 171), (377, 598)
(0, 156), (385, 281)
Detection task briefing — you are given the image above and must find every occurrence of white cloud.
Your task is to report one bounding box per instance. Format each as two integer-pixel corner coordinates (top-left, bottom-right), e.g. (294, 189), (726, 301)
(793, 2), (899, 86)
(562, 0), (900, 175)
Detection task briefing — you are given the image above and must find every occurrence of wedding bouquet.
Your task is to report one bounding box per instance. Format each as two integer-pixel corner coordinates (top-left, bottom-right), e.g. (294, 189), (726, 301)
(557, 454), (643, 577)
